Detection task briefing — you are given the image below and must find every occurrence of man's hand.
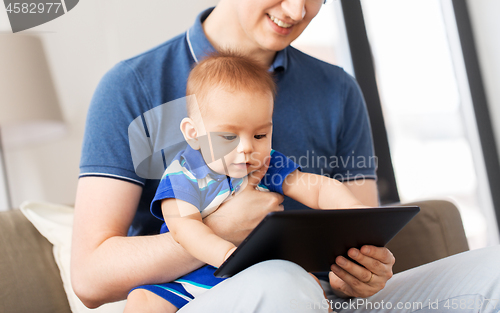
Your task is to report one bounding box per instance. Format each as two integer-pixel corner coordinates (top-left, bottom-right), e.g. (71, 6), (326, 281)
(328, 245), (395, 298)
(204, 157), (283, 246)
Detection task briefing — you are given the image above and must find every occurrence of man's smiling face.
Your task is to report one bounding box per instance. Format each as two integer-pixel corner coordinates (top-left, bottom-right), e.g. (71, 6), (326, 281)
(229, 0), (323, 52)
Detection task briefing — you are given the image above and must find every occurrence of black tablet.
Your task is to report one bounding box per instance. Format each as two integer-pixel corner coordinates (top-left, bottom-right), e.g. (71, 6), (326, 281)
(214, 206), (420, 278)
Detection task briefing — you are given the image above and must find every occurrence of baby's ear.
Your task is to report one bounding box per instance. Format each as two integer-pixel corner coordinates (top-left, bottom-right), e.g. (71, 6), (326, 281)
(180, 117), (200, 150)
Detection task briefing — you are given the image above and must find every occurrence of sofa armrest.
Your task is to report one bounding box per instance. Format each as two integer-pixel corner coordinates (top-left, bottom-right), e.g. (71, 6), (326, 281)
(386, 200), (469, 274)
(0, 209), (71, 313)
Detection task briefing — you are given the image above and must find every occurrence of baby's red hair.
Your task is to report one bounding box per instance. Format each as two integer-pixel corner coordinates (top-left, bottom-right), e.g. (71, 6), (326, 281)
(186, 50), (276, 117)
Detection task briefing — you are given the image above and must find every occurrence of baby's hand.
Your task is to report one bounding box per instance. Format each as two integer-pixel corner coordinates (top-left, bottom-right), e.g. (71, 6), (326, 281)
(223, 247), (237, 263)
(351, 204), (371, 209)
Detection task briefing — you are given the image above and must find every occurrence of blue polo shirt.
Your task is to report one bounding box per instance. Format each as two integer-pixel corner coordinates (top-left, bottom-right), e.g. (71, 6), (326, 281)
(151, 147), (300, 233)
(80, 8), (377, 236)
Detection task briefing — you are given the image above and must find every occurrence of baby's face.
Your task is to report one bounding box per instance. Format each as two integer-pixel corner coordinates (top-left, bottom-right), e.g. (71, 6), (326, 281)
(196, 87), (273, 178)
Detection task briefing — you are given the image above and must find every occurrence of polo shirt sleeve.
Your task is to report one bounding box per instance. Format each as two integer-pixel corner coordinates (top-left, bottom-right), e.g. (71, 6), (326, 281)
(259, 150), (301, 195)
(336, 73), (377, 181)
(150, 170), (202, 221)
(79, 61), (149, 186)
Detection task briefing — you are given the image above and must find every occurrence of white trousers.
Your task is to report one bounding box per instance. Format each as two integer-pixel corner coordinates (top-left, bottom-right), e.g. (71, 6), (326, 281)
(178, 245), (500, 313)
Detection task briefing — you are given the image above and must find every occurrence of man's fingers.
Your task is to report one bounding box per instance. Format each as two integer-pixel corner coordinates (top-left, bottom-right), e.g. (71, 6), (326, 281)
(359, 246), (395, 265)
(328, 271), (351, 296)
(328, 246), (395, 299)
(332, 256), (372, 285)
(345, 248), (385, 277)
(247, 156), (270, 187)
(330, 264), (377, 298)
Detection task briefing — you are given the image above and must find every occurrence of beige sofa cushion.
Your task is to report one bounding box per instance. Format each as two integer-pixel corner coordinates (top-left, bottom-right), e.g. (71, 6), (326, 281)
(18, 201), (127, 313)
(0, 209), (71, 313)
(387, 200), (469, 274)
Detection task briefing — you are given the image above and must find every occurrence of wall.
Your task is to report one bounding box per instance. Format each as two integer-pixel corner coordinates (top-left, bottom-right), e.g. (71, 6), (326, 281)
(0, 0), (217, 208)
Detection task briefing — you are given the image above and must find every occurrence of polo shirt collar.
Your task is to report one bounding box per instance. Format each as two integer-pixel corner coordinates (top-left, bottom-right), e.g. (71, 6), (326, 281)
(186, 7), (288, 72)
(270, 47), (288, 72)
(186, 8), (216, 63)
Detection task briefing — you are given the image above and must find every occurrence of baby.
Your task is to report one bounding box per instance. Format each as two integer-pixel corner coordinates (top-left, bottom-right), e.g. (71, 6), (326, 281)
(125, 51), (365, 312)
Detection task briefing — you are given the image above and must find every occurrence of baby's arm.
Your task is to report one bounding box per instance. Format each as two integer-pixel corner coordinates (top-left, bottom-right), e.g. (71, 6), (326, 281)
(161, 198), (236, 268)
(282, 170), (367, 209)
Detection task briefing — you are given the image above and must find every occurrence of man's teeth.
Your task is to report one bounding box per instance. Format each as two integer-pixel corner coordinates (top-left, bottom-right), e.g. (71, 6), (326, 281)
(269, 15), (292, 28)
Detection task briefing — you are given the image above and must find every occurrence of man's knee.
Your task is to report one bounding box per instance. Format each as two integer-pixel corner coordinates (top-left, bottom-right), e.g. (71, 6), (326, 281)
(178, 261), (327, 312)
(245, 259), (307, 275)
(238, 260), (322, 293)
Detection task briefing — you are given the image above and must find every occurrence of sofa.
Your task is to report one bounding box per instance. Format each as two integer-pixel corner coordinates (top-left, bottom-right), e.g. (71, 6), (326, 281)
(0, 200), (469, 313)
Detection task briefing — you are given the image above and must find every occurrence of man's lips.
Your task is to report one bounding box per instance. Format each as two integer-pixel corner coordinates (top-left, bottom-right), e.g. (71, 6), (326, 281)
(268, 14), (294, 28)
(266, 14), (294, 35)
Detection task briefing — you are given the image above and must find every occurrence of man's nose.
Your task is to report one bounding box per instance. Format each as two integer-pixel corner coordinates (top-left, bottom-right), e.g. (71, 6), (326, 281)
(282, 0), (307, 22)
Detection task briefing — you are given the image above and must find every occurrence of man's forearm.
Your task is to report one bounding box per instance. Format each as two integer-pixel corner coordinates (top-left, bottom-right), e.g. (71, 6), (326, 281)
(71, 231), (204, 308)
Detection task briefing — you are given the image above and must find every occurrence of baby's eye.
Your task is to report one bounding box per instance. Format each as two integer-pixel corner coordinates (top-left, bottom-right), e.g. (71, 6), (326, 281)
(254, 134), (267, 140)
(221, 135), (237, 141)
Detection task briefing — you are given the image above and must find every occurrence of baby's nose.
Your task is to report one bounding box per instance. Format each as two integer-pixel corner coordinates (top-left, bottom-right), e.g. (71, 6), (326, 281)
(237, 138), (253, 154)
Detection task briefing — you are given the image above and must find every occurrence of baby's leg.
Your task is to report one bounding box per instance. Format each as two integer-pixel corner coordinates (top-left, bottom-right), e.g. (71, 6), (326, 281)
(124, 288), (178, 313)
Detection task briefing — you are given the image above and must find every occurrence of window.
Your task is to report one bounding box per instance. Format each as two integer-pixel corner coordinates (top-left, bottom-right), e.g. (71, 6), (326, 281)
(292, 1), (353, 75)
(294, 0), (499, 249)
(361, 0), (498, 249)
